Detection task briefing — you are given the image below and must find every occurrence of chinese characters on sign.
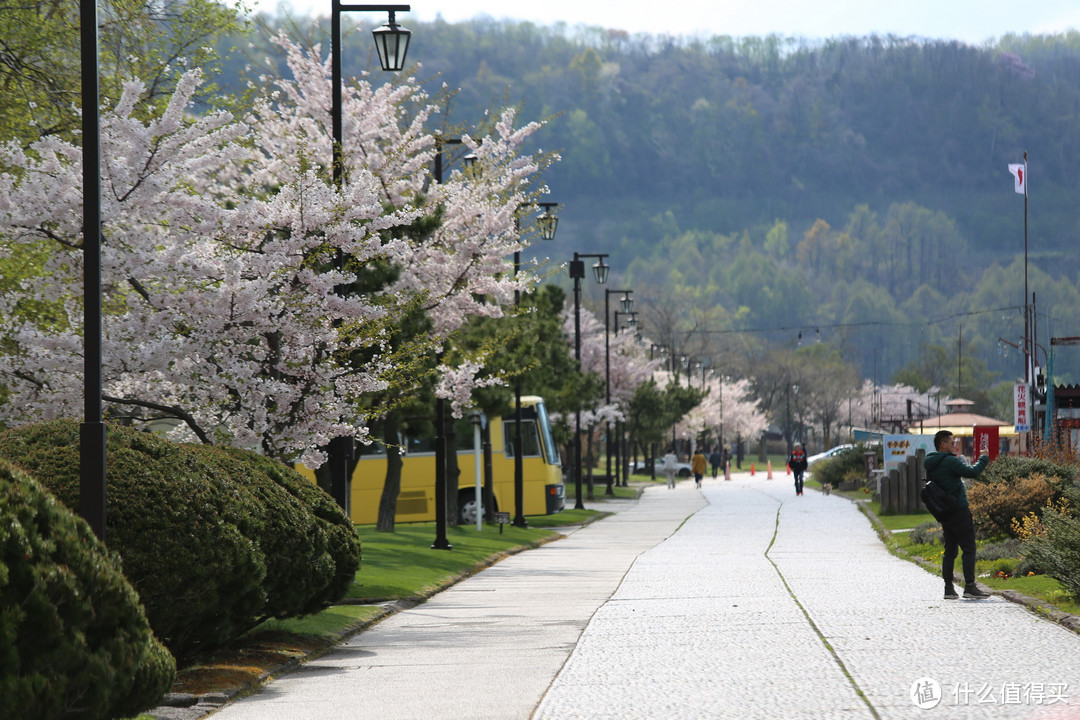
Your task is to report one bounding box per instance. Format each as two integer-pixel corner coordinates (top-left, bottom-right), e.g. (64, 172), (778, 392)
(972, 426), (999, 461)
(954, 682), (1069, 706)
(911, 678), (1069, 708)
(1014, 382), (1030, 433)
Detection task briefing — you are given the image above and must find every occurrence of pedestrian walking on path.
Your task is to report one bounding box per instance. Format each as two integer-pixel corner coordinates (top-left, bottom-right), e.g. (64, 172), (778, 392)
(709, 448), (722, 478)
(692, 449), (707, 488)
(788, 442), (808, 495)
(662, 447), (678, 489)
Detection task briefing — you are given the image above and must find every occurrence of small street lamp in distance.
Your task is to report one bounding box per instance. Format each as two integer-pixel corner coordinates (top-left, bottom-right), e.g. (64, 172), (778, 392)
(511, 201), (559, 528)
(603, 289), (633, 495)
(570, 252), (609, 509)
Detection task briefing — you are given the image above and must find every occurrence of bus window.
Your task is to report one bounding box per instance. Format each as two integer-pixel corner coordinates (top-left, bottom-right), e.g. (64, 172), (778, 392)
(503, 419), (540, 458)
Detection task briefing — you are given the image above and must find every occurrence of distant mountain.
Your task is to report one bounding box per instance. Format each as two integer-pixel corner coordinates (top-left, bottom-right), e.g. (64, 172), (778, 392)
(231, 18), (1080, 385)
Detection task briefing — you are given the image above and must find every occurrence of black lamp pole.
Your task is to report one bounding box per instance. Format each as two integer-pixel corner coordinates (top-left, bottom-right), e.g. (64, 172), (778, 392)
(612, 310), (637, 487)
(570, 252), (608, 508)
(603, 289), (632, 496)
(511, 203), (558, 527)
(80, 0), (106, 542)
(328, 3), (411, 512)
(429, 136), (474, 551)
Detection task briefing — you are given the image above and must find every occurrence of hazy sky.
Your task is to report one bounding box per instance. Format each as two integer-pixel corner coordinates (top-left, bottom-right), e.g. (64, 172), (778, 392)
(247, 0), (1080, 44)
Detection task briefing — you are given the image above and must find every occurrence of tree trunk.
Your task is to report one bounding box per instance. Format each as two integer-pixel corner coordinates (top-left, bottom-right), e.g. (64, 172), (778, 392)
(376, 415), (403, 532)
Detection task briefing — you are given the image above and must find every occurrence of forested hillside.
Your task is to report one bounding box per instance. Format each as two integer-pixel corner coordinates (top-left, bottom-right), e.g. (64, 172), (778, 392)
(124, 16), (1080, 395)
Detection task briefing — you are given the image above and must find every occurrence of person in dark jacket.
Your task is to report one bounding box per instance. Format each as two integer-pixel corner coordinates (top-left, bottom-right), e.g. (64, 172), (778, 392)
(924, 430), (990, 600)
(788, 443), (808, 495)
(709, 449), (723, 478)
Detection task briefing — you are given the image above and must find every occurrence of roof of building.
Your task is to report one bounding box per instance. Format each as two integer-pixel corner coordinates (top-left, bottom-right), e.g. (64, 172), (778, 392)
(906, 411), (1015, 436)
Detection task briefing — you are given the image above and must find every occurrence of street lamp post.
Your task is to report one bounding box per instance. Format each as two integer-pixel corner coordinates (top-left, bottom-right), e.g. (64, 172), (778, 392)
(511, 202), (558, 527)
(80, 0), (106, 541)
(648, 342), (669, 480)
(327, 3), (412, 514)
(613, 310), (637, 487)
(428, 136), (475, 550)
(570, 252), (609, 508)
(603, 289), (632, 496)
(332, 4), (411, 185)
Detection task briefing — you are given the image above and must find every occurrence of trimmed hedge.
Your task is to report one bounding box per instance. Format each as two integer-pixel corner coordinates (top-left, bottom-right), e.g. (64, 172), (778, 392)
(0, 420), (361, 660)
(980, 455), (1078, 487)
(0, 459), (175, 720)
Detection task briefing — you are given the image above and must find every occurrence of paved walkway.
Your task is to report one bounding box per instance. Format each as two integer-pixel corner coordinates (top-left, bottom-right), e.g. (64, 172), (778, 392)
(211, 474), (1080, 719)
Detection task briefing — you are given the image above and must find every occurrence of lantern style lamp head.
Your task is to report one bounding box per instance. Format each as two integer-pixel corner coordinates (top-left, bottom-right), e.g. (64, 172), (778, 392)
(372, 10), (411, 72)
(592, 259), (610, 285)
(620, 292), (634, 315)
(537, 202), (559, 241)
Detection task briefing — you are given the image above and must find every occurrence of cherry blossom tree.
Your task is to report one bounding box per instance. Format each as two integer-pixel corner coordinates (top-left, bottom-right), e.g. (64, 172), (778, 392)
(0, 37), (555, 468)
(0, 70), (418, 465)
(681, 376), (768, 452)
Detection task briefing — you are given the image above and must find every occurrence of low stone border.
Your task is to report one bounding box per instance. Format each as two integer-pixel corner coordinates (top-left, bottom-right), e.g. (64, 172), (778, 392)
(849, 495), (1080, 636)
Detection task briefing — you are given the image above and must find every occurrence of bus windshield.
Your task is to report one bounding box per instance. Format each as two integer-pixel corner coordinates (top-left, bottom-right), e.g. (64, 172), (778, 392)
(534, 401), (560, 466)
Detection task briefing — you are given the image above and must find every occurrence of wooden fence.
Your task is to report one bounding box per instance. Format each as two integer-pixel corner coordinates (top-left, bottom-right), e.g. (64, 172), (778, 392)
(878, 448), (928, 515)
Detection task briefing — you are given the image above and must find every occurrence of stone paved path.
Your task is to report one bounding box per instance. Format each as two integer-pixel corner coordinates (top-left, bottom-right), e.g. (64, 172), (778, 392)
(210, 474), (1080, 719)
(535, 477), (1080, 719)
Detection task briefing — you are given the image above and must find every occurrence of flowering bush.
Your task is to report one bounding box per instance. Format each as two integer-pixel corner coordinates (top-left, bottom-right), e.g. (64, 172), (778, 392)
(1017, 485), (1080, 600)
(968, 472), (1056, 538)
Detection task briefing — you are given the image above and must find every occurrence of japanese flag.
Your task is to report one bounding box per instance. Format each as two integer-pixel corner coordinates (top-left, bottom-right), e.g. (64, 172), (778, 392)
(1009, 163), (1027, 195)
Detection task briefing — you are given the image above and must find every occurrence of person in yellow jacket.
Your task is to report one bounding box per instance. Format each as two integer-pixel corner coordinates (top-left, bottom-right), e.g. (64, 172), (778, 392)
(691, 450), (707, 488)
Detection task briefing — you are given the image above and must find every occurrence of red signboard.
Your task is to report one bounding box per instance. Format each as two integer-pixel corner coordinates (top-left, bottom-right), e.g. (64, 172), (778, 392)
(973, 425), (1000, 461)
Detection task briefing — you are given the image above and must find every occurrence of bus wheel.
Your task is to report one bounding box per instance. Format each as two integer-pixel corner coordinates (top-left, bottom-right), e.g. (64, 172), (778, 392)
(459, 495), (482, 525)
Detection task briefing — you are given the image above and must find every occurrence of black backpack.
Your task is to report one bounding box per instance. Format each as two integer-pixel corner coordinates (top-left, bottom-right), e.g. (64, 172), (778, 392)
(920, 480), (958, 522)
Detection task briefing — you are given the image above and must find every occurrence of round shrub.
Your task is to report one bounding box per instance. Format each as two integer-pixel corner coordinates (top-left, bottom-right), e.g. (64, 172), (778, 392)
(185, 445), (361, 618)
(810, 442), (882, 489)
(0, 420), (267, 659)
(0, 419), (362, 661)
(909, 521), (942, 546)
(976, 537), (1023, 562)
(0, 459), (175, 720)
(217, 448), (361, 607)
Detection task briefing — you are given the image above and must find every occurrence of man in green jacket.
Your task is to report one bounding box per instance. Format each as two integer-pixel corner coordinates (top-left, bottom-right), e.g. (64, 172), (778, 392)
(923, 429), (991, 600)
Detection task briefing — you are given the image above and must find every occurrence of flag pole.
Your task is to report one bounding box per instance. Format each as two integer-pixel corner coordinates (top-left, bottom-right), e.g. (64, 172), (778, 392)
(1023, 150), (1030, 388)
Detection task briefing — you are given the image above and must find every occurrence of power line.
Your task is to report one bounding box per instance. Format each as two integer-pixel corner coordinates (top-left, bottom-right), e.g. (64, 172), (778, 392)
(695, 305), (1023, 336)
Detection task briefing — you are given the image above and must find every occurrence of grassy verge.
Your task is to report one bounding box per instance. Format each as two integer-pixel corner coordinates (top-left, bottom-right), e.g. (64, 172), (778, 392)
(854, 498), (1080, 617)
(170, 510), (602, 698)
(567, 481), (645, 500)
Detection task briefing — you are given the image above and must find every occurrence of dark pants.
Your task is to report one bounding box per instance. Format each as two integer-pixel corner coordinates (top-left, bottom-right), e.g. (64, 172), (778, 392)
(941, 507), (977, 586)
(793, 471), (804, 493)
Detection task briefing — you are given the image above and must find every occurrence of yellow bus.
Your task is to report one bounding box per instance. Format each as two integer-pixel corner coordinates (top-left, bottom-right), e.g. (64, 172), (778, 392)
(331, 396), (565, 525)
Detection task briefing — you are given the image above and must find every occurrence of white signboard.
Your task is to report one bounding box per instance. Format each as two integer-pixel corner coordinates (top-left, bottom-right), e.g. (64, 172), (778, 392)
(1014, 382), (1031, 433)
(883, 434), (936, 474)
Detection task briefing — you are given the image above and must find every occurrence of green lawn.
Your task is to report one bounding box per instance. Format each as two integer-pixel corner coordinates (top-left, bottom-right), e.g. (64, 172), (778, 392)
(346, 520), (561, 600)
(885, 518), (1080, 616)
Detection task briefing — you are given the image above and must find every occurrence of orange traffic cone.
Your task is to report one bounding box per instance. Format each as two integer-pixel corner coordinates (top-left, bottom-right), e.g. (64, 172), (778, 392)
(750, 463), (755, 476)
(767, 460), (774, 479)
